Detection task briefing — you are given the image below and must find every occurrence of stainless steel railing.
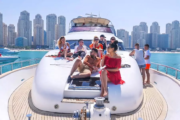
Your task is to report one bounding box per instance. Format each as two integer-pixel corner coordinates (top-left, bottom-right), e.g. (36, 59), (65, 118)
(0, 58), (41, 75)
(151, 62), (180, 79)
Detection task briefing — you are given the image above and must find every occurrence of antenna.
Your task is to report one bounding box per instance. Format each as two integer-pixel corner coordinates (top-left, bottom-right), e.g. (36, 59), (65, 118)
(86, 13), (97, 17)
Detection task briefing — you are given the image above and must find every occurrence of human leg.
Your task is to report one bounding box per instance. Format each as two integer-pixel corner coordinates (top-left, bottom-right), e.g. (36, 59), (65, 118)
(145, 69), (150, 84)
(100, 69), (109, 97)
(141, 68), (145, 85)
(69, 59), (83, 76)
(71, 69), (91, 79)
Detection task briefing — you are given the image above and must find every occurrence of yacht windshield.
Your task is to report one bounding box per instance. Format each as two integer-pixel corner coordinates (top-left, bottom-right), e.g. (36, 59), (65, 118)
(69, 27), (112, 33)
(66, 40), (125, 51)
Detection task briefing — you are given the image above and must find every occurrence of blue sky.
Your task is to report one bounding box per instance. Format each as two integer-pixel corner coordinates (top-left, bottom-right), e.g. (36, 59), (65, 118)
(0, 0), (180, 34)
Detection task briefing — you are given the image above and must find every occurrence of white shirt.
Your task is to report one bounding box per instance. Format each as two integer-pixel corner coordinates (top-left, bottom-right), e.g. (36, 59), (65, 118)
(134, 49), (145, 65)
(74, 45), (87, 53)
(144, 50), (151, 64)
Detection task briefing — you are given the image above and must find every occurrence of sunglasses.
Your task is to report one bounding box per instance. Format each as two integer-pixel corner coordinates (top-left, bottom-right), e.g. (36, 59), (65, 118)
(111, 39), (115, 40)
(95, 39), (99, 41)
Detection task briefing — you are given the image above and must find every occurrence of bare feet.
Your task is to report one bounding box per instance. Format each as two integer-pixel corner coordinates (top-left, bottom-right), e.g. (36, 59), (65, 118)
(100, 89), (104, 97)
(146, 81), (150, 84)
(103, 91), (108, 97)
(66, 57), (74, 61)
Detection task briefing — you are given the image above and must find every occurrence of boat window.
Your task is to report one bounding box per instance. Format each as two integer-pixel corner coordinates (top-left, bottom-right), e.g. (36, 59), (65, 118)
(69, 27), (112, 33)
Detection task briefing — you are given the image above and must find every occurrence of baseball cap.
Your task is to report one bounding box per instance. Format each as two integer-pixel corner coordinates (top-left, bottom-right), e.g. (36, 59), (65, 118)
(100, 34), (106, 38)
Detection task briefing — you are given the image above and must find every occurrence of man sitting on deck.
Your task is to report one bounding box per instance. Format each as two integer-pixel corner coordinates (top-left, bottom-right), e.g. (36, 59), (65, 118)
(68, 48), (101, 82)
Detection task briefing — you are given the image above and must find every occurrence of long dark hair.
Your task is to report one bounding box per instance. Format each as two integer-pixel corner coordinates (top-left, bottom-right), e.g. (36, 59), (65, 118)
(109, 40), (118, 51)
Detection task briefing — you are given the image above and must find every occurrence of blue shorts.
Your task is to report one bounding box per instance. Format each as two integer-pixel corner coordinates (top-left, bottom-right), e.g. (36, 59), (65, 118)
(138, 64), (146, 69)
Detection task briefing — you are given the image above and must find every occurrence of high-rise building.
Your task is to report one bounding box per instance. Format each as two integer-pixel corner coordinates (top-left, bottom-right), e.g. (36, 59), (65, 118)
(146, 33), (153, 48)
(33, 14), (44, 46)
(158, 34), (168, 50)
(166, 23), (172, 34)
(170, 20), (180, 49)
(150, 22), (160, 48)
(15, 37), (28, 47)
(17, 11), (32, 46)
(0, 13), (3, 46)
(131, 26), (140, 47)
(138, 31), (146, 48)
(8, 24), (16, 46)
(3, 23), (7, 46)
(46, 14), (57, 48)
(139, 22), (148, 33)
(117, 29), (129, 48)
(55, 16), (66, 40)
(129, 36), (131, 48)
(150, 22), (160, 34)
(44, 30), (47, 45)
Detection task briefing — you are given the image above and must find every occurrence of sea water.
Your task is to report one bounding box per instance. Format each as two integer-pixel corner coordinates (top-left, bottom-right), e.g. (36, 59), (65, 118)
(0, 51), (180, 79)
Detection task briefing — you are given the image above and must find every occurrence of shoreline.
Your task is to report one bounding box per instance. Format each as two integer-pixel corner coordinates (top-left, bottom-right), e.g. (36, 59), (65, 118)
(19, 50), (50, 52)
(151, 52), (180, 54)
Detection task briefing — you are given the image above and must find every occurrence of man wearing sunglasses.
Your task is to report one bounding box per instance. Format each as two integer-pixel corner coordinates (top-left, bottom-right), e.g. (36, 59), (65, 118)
(99, 34), (107, 51)
(67, 39), (87, 61)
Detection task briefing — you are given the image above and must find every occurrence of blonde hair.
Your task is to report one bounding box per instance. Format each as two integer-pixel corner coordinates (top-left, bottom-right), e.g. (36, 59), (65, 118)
(58, 36), (65, 47)
(92, 36), (99, 43)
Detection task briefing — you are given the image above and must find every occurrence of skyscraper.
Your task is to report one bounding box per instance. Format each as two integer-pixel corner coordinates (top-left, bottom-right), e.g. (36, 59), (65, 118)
(166, 23), (172, 34)
(33, 14), (44, 46)
(55, 16), (66, 40)
(0, 13), (3, 46)
(158, 34), (168, 49)
(44, 30), (47, 45)
(139, 22), (148, 33)
(150, 22), (160, 34)
(150, 22), (160, 48)
(170, 20), (180, 49)
(46, 14), (57, 48)
(8, 24), (16, 46)
(17, 11), (32, 46)
(131, 26), (140, 47)
(3, 23), (7, 46)
(138, 31), (146, 48)
(117, 29), (129, 48)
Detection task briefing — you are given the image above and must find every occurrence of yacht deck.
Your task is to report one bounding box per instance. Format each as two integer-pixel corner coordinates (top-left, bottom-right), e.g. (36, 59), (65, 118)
(8, 77), (167, 120)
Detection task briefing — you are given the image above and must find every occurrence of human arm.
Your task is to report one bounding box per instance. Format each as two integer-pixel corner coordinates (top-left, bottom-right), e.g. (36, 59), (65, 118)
(101, 55), (106, 67)
(129, 50), (135, 56)
(144, 51), (150, 59)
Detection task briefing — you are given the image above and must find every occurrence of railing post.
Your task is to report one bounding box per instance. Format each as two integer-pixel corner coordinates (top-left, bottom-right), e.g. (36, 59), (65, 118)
(166, 67), (168, 74)
(175, 70), (178, 79)
(11, 63), (13, 71)
(157, 65), (159, 71)
(0, 66), (2, 75)
(21, 61), (22, 68)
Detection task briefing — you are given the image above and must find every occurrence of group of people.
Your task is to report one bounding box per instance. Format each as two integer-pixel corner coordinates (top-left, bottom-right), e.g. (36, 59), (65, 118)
(129, 43), (151, 85)
(56, 34), (124, 97)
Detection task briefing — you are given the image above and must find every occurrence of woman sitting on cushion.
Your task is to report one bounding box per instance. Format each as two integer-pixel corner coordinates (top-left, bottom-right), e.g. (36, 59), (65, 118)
(100, 40), (125, 97)
(89, 36), (103, 57)
(58, 36), (73, 58)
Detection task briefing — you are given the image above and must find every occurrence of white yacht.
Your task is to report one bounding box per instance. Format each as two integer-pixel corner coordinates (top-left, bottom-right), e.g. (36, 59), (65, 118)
(0, 55), (19, 62)
(0, 48), (19, 55)
(0, 15), (180, 120)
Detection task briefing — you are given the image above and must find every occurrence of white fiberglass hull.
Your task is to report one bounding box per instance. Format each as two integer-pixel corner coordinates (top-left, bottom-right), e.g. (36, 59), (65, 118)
(31, 50), (143, 114)
(0, 56), (19, 62)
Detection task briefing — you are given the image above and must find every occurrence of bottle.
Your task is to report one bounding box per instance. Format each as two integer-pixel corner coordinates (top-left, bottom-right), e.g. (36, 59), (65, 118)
(104, 50), (107, 55)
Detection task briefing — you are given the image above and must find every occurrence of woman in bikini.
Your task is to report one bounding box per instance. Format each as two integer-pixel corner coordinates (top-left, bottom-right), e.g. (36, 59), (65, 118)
(100, 40), (125, 97)
(58, 36), (73, 58)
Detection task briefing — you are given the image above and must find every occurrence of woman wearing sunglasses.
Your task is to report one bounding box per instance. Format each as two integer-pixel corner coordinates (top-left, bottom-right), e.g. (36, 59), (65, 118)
(89, 36), (103, 57)
(100, 40), (125, 97)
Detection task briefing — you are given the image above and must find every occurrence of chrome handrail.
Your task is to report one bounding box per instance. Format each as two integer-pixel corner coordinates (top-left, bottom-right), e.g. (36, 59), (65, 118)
(151, 62), (180, 79)
(0, 58), (41, 75)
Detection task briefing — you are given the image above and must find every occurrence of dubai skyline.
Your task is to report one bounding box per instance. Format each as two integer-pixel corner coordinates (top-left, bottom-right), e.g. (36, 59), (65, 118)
(0, 0), (180, 34)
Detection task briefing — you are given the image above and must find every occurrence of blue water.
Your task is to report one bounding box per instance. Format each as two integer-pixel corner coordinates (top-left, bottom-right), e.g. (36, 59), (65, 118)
(0, 51), (180, 79)
(0, 51), (48, 74)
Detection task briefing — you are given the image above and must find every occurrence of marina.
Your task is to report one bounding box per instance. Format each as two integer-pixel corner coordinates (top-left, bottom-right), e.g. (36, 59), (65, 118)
(0, 15), (180, 120)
